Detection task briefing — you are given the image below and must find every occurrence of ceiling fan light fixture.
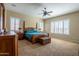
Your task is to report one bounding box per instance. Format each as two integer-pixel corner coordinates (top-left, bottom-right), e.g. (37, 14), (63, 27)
(39, 7), (53, 16)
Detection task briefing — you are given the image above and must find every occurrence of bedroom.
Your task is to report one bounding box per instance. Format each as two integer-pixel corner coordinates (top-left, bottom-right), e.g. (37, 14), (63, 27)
(0, 3), (79, 56)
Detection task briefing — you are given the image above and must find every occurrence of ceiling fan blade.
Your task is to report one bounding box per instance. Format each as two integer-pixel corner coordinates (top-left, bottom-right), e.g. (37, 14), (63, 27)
(48, 11), (53, 13)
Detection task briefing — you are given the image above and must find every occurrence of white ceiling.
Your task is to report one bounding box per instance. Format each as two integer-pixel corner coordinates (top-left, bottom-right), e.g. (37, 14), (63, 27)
(4, 3), (79, 19)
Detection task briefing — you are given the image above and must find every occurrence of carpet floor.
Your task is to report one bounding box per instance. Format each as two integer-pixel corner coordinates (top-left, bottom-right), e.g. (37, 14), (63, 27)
(18, 38), (79, 56)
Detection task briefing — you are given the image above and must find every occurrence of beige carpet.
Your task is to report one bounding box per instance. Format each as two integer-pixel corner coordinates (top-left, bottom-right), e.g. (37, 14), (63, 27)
(18, 38), (79, 56)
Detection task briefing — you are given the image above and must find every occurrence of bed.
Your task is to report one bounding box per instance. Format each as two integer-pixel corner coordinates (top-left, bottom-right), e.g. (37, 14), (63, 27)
(24, 27), (49, 44)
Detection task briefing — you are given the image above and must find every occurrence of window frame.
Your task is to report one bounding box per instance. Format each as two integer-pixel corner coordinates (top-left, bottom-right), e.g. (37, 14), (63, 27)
(51, 19), (69, 35)
(10, 17), (20, 31)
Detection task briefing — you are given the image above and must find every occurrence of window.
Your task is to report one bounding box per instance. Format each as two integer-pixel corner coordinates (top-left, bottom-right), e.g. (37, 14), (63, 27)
(63, 20), (69, 35)
(51, 19), (69, 35)
(15, 19), (20, 30)
(37, 22), (44, 31)
(58, 21), (63, 34)
(54, 21), (59, 33)
(10, 17), (20, 31)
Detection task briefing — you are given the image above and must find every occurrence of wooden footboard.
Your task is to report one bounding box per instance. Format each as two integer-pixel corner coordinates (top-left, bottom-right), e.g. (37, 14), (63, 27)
(31, 33), (49, 44)
(32, 35), (38, 44)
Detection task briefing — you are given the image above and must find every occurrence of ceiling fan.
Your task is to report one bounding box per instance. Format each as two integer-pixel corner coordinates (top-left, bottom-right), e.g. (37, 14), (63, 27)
(39, 8), (53, 16)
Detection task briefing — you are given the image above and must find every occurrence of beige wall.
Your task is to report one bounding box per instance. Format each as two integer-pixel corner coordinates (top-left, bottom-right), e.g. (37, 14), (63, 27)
(25, 18), (43, 28)
(5, 10), (43, 31)
(44, 11), (79, 43)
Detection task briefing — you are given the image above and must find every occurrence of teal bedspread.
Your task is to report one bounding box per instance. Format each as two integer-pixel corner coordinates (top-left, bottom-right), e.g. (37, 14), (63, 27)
(24, 29), (47, 40)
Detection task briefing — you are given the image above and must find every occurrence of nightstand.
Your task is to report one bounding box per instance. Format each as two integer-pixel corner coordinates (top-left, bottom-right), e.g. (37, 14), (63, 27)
(17, 32), (23, 40)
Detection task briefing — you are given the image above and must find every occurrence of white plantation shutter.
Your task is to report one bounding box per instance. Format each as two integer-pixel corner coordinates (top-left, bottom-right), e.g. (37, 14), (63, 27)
(37, 22), (44, 31)
(10, 17), (15, 30)
(51, 22), (54, 33)
(59, 21), (63, 34)
(51, 19), (69, 35)
(10, 17), (20, 31)
(15, 19), (20, 31)
(63, 20), (69, 35)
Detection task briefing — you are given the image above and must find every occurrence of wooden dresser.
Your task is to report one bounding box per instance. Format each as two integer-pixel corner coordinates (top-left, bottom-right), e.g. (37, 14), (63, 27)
(0, 31), (18, 56)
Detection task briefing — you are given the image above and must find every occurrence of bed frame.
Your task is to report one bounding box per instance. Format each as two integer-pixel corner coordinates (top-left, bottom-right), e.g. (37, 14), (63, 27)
(23, 27), (49, 44)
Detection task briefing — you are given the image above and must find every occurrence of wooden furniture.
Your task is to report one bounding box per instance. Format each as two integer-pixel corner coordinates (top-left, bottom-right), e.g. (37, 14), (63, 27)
(31, 34), (49, 44)
(38, 37), (51, 45)
(23, 21), (25, 31)
(0, 31), (18, 56)
(17, 32), (23, 40)
(24, 27), (49, 44)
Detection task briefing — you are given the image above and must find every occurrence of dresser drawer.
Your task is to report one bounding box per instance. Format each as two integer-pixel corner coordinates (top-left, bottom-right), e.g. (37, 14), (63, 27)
(0, 35), (17, 56)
